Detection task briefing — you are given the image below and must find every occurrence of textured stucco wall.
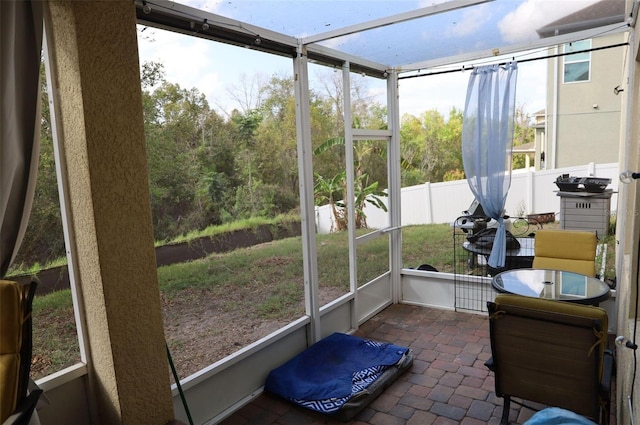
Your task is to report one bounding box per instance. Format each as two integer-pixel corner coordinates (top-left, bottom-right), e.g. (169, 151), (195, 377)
(616, 4), (640, 424)
(544, 32), (625, 169)
(45, 1), (174, 423)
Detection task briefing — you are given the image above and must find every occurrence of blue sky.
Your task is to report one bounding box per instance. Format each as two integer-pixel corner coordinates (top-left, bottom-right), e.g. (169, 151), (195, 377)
(136, 0), (602, 118)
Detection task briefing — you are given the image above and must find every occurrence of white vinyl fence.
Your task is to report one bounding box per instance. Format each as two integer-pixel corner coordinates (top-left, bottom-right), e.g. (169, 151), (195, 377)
(315, 162), (620, 233)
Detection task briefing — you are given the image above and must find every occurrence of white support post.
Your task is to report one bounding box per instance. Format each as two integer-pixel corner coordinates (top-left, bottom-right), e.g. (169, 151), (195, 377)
(552, 45), (559, 170)
(293, 45), (321, 344)
(387, 70), (403, 304)
(342, 62), (359, 330)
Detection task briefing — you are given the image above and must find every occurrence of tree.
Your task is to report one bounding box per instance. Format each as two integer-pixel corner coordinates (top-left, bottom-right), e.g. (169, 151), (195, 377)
(194, 112), (238, 225)
(399, 108), (465, 185)
(254, 75), (299, 195)
(142, 61), (241, 238)
(143, 76), (201, 238)
(224, 73), (267, 114)
(195, 170), (230, 225)
(512, 104), (536, 169)
(230, 108), (263, 218)
(439, 108), (464, 181)
(422, 108), (465, 182)
(399, 113), (428, 186)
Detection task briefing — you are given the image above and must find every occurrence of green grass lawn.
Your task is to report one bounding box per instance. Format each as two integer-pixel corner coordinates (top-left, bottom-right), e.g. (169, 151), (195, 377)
(29, 221), (616, 379)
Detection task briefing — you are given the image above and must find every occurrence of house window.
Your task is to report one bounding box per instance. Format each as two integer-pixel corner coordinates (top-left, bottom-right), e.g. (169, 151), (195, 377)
(563, 39), (591, 83)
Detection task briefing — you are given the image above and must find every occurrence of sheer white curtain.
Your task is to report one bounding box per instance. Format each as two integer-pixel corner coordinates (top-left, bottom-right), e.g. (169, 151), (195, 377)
(0, 0), (43, 277)
(462, 62), (518, 268)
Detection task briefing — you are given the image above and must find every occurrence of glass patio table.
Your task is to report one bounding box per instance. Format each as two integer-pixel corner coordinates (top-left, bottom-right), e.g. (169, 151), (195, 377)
(492, 268), (611, 306)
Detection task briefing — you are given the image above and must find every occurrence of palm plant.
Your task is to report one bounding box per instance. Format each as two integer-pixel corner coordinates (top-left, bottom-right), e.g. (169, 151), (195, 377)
(314, 171), (348, 231)
(313, 112), (396, 230)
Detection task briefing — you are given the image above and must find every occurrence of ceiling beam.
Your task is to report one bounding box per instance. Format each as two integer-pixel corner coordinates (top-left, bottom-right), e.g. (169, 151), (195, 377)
(136, 0), (299, 56)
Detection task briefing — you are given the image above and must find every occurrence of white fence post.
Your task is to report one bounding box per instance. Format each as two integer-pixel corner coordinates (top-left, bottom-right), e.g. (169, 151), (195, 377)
(527, 167), (534, 215)
(424, 182), (433, 224)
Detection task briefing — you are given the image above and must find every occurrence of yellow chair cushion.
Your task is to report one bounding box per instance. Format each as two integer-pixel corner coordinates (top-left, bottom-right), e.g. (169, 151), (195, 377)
(0, 280), (24, 423)
(493, 294), (607, 331)
(532, 229), (597, 277)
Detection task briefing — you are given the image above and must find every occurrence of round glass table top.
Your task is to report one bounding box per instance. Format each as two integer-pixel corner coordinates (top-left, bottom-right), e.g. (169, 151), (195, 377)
(492, 268), (611, 305)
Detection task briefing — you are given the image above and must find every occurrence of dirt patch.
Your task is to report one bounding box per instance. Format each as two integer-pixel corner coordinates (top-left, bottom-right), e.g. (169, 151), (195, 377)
(255, 255), (295, 267)
(162, 285), (347, 379)
(28, 224), (324, 380)
(31, 268), (347, 381)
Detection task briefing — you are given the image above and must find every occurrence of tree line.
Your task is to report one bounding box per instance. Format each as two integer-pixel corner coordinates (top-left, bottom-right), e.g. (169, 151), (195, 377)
(11, 62), (534, 269)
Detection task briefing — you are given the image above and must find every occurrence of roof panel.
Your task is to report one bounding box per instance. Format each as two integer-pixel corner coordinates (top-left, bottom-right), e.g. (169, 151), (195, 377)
(139, 0), (628, 71)
(310, 0), (627, 68)
(193, 0), (424, 37)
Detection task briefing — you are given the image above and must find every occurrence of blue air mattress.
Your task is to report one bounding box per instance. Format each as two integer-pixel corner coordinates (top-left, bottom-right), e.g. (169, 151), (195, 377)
(264, 332), (413, 421)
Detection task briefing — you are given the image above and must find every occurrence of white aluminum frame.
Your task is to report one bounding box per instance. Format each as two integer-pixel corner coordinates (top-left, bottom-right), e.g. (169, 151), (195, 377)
(293, 43), (321, 344)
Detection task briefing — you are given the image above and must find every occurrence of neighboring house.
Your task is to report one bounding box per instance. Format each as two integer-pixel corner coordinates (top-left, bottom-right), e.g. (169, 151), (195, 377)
(536, 0), (626, 170)
(512, 141), (536, 169)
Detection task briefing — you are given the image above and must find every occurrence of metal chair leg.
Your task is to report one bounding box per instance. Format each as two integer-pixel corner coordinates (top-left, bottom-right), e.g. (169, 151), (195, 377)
(500, 396), (511, 425)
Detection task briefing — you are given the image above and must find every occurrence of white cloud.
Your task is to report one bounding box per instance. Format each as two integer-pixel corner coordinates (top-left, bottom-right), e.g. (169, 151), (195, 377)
(418, 0), (455, 7)
(446, 4), (492, 38)
(320, 32), (361, 50)
(171, 0), (224, 13)
(138, 28), (225, 102)
(498, 0), (601, 43)
(398, 57), (547, 118)
(399, 71), (469, 118)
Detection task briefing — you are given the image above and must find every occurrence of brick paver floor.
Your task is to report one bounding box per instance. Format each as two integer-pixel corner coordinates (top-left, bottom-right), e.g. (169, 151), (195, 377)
(219, 303), (616, 425)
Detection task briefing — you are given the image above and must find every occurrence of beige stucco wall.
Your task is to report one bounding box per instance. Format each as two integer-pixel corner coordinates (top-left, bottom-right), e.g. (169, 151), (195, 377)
(545, 32), (626, 169)
(616, 3), (640, 424)
(44, 1), (174, 423)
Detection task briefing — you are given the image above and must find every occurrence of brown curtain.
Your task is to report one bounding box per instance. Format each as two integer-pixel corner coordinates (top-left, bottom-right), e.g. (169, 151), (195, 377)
(0, 1), (43, 277)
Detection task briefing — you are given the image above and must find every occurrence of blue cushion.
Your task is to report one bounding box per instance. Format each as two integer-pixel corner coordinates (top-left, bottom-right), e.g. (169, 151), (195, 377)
(524, 407), (598, 424)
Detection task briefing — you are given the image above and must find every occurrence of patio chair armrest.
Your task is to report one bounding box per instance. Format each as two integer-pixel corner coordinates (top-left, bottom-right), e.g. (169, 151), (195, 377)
(600, 349), (614, 401)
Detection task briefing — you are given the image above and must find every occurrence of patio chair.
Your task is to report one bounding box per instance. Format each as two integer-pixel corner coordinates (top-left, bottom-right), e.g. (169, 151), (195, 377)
(485, 294), (613, 425)
(1, 280), (42, 425)
(532, 229), (597, 277)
